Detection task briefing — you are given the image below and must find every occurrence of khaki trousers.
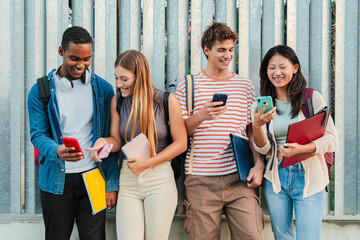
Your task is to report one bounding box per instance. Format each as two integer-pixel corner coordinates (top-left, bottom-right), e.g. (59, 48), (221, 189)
(116, 161), (177, 240)
(184, 173), (264, 240)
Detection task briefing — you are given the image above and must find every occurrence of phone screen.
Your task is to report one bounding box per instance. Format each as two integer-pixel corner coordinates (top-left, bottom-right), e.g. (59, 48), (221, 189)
(212, 93), (228, 107)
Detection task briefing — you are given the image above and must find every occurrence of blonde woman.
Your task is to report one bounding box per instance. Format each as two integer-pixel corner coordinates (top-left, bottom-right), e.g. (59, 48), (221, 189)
(87, 50), (187, 240)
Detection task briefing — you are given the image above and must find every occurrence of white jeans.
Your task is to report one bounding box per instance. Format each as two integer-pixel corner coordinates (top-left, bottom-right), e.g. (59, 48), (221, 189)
(116, 160), (177, 240)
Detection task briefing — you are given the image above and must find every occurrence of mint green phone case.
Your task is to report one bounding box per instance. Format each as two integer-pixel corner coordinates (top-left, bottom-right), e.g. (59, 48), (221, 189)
(256, 96), (273, 114)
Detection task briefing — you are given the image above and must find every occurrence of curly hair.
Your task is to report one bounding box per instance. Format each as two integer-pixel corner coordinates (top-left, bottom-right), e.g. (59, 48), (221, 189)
(61, 26), (92, 51)
(201, 22), (238, 58)
(259, 45), (307, 118)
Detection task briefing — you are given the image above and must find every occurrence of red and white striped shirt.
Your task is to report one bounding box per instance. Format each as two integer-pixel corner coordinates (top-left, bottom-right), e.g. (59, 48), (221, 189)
(175, 70), (256, 176)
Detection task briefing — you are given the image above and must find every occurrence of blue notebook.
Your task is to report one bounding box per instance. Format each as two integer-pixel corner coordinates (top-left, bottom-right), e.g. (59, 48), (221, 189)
(229, 133), (254, 183)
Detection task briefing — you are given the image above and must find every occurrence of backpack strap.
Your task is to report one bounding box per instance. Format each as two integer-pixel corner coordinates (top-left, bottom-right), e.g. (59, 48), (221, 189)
(185, 74), (195, 116)
(164, 75), (195, 173)
(36, 75), (50, 165)
(37, 76), (50, 113)
(163, 91), (171, 144)
(301, 88), (314, 118)
(116, 93), (124, 115)
(184, 74), (195, 173)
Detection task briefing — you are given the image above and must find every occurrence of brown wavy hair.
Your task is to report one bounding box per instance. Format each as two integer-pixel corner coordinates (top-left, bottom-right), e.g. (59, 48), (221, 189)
(114, 50), (157, 157)
(201, 22), (238, 59)
(259, 45), (307, 118)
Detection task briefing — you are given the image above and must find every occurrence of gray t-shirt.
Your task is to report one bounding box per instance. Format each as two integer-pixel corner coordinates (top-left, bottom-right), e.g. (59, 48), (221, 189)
(273, 99), (298, 148)
(118, 89), (170, 154)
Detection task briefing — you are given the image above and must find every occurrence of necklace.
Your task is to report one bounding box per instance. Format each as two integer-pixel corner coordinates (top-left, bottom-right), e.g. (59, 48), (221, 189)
(204, 69), (231, 79)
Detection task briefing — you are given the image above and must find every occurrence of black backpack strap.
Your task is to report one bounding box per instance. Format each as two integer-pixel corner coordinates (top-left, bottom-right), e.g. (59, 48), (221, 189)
(116, 93), (124, 115)
(163, 91), (171, 143)
(163, 91), (170, 124)
(37, 76), (50, 113)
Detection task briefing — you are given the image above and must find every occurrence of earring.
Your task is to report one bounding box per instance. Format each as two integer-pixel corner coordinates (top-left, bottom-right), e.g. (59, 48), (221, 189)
(294, 70), (296, 74)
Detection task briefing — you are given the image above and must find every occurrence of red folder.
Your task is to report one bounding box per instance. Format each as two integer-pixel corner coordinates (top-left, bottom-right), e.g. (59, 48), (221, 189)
(281, 109), (330, 168)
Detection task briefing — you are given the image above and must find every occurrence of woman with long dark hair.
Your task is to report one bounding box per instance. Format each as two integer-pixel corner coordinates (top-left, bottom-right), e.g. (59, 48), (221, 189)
(252, 45), (338, 239)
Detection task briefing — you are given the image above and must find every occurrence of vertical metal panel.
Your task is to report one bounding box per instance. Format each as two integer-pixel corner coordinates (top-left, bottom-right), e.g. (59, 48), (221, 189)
(72, 0), (93, 36)
(309, 0), (332, 104)
(335, 0), (359, 216)
(10, 0), (25, 214)
(24, 0), (46, 214)
(166, 0), (189, 93)
(238, 0), (250, 77)
(286, 0), (297, 49)
(261, 0), (284, 58)
(0, 0), (13, 214)
(309, 0), (332, 215)
(215, 0), (237, 73)
(119, 0), (141, 53)
(46, 0), (68, 72)
(190, 0), (214, 73)
(287, 0), (310, 80)
(143, 0), (166, 89)
(201, 0), (214, 69)
(358, 1), (360, 216)
(238, 0), (261, 93)
(94, 0), (117, 86)
(190, 0), (202, 73)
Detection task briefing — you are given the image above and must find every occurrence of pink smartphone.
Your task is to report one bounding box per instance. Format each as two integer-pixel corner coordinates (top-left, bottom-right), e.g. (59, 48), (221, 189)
(62, 137), (84, 158)
(97, 144), (113, 159)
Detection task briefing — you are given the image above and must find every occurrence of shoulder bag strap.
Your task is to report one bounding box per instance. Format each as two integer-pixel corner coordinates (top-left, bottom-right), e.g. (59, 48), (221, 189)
(185, 74), (196, 174)
(37, 75), (50, 113)
(301, 88), (314, 118)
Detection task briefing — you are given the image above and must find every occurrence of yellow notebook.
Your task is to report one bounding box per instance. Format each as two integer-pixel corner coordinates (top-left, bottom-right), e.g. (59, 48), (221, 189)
(82, 168), (106, 215)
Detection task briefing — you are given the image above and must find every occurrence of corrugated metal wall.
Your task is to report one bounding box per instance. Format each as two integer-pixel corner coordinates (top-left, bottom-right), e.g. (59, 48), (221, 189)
(0, 0), (359, 218)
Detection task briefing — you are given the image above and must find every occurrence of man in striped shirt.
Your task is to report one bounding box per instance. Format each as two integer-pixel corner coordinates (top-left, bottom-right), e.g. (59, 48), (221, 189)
(176, 22), (264, 240)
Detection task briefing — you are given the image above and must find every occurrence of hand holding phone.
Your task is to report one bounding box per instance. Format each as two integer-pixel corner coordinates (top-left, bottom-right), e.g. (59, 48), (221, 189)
(62, 137), (84, 158)
(256, 96), (274, 114)
(212, 93), (228, 107)
(97, 144), (113, 159)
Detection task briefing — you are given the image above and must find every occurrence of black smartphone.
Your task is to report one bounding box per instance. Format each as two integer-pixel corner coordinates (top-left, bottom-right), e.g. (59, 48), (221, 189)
(212, 93), (228, 107)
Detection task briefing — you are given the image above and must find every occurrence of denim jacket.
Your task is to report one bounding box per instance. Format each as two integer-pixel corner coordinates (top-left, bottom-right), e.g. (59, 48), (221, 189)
(28, 69), (119, 195)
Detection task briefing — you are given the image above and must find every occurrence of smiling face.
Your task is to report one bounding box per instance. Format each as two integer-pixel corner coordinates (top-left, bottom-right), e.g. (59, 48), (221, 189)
(114, 66), (136, 97)
(58, 42), (92, 80)
(204, 39), (234, 72)
(267, 54), (299, 91)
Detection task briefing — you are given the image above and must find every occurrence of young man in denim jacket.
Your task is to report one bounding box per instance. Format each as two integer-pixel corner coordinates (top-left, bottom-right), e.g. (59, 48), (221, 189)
(28, 26), (119, 240)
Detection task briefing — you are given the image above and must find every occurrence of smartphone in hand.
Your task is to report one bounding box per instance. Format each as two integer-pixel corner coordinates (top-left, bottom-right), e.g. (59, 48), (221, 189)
(97, 144), (113, 159)
(256, 96), (274, 114)
(212, 93), (228, 107)
(62, 137), (84, 158)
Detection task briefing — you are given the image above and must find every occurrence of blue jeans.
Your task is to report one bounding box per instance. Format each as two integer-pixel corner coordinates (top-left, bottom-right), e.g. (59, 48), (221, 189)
(264, 160), (324, 240)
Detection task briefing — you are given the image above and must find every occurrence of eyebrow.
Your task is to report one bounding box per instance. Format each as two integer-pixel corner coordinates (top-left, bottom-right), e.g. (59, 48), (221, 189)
(69, 55), (92, 59)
